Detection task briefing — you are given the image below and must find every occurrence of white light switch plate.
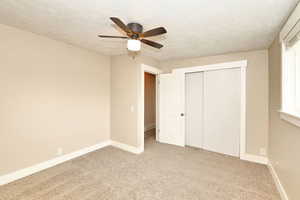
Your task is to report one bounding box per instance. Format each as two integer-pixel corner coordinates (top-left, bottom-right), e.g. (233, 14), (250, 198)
(130, 105), (135, 112)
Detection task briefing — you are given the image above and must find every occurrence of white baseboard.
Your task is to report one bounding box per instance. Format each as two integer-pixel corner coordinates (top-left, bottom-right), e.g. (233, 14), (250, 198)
(144, 123), (156, 132)
(268, 161), (289, 200)
(0, 140), (145, 186)
(0, 140), (111, 186)
(111, 140), (143, 154)
(240, 153), (268, 165)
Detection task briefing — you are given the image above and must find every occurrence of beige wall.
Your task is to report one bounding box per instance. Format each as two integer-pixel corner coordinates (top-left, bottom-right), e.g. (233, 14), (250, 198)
(159, 50), (269, 156)
(111, 55), (158, 147)
(144, 72), (156, 130)
(268, 37), (300, 200)
(0, 24), (111, 175)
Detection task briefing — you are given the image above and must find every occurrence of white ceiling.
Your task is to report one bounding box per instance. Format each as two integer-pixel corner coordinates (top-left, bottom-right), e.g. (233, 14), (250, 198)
(0, 0), (298, 61)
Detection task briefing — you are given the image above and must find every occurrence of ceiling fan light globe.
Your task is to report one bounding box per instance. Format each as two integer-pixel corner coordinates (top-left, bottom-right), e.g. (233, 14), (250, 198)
(127, 39), (141, 51)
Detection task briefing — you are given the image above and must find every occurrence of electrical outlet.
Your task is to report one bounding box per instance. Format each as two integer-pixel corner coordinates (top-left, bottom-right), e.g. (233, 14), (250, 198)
(260, 148), (266, 156)
(56, 148), (63, 156)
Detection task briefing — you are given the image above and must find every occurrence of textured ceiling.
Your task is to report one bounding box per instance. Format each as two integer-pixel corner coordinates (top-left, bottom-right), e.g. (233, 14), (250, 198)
(0, 0), (298, 61)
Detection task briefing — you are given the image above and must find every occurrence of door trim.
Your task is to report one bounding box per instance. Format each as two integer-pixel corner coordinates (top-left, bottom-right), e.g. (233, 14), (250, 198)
(173, 60), (247, 158)
(138, 64), (162, 152)
(175, 60), (247, 73)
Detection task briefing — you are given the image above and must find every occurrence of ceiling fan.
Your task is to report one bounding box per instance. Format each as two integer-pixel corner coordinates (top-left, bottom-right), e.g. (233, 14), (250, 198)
(98, 17), (167, 51)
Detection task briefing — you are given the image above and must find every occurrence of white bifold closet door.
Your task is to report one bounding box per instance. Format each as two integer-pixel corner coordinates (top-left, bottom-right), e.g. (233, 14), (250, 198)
(185, 72), (204, 148)
(203, 68), (241, 157)
(185, 68), (241, 157)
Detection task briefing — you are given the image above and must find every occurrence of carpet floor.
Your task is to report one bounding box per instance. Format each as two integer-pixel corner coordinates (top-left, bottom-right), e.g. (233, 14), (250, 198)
(0, 136), (280, 200)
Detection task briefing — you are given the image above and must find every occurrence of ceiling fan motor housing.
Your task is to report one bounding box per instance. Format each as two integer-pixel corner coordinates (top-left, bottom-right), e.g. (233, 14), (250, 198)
(127, 23), (143, 39)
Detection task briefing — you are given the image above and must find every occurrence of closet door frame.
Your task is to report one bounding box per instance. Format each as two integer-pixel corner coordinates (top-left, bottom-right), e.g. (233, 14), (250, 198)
(174, 60), (247, 159)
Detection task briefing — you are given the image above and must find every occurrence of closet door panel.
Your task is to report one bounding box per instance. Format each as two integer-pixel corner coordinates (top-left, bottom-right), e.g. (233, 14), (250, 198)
(203, 68), (241, 157)
(185, 72), (204, 148)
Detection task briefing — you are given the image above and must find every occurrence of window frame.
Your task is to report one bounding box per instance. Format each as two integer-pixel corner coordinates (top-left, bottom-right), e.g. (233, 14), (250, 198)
(279, 42), (300, 127)
(279, 3), (300, 127)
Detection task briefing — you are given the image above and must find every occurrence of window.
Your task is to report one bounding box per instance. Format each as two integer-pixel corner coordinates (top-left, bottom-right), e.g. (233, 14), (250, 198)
(280, 5), (300, 127)
(282, 40), (300, 116)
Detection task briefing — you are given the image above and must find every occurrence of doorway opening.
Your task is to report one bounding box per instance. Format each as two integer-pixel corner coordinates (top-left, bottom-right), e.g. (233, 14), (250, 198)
(138, 64), (161, 152)
(144, 72), (156, 141)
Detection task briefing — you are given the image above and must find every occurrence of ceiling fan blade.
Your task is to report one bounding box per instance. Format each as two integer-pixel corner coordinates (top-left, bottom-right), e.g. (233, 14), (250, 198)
(98, 35), (128, 39)
(110, 17), (131, 33)
(141, 39), (163, 49)
(142, 27), (167, 38)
